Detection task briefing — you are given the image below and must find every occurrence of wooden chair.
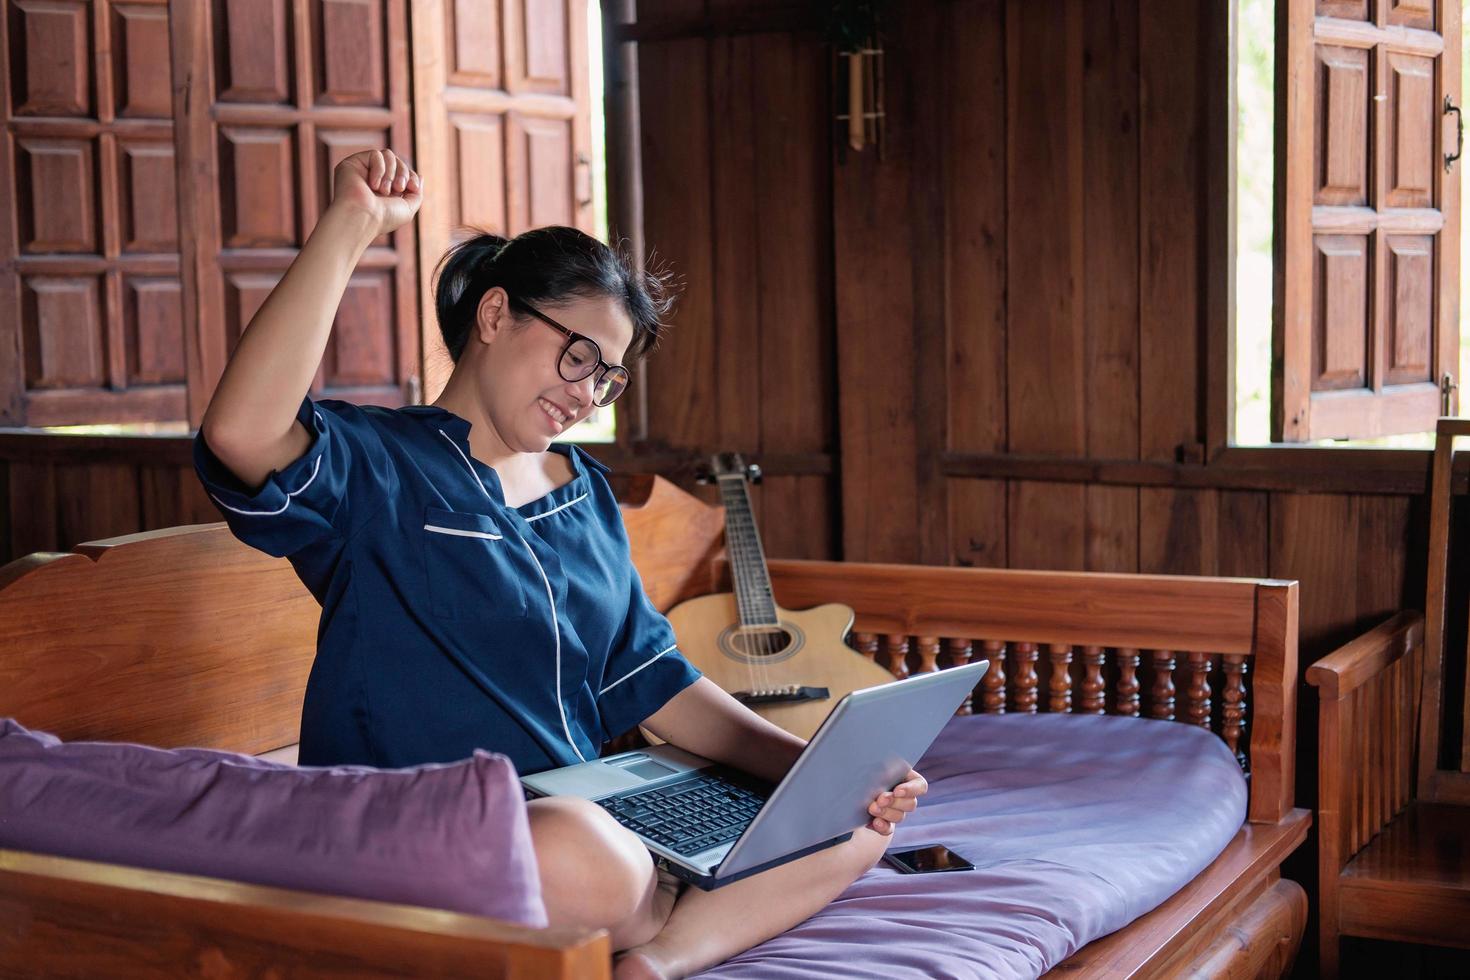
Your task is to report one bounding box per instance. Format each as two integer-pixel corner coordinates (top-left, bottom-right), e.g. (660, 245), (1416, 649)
(1308, 417), (1470, 976)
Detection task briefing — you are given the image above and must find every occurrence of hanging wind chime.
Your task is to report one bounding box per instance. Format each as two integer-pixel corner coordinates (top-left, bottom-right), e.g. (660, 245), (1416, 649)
(829, 0), (886, 156)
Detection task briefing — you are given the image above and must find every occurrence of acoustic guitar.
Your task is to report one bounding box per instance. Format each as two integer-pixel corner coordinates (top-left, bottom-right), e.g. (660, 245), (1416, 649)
(665, 453), (894, 740)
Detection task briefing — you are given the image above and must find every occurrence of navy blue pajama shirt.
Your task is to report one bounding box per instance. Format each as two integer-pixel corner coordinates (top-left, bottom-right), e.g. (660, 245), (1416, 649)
(193, 398), (703, 774)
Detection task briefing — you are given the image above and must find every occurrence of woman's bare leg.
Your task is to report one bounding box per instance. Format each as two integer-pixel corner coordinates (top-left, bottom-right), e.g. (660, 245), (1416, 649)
(613, 826), (888, 979)
(527, 797), (678, 950)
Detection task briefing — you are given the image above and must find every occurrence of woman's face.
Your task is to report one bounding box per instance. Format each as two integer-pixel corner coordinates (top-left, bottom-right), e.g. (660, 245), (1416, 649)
(468, 287), (634, 455)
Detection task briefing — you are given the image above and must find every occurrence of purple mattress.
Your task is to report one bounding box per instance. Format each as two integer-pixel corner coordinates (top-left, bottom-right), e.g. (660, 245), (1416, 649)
(695, 713), (1247, 979)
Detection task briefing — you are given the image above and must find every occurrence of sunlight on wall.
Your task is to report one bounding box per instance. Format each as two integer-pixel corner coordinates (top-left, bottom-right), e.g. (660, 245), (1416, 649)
(1236, 0), (1275, 446)
(558, 1), (617, 445)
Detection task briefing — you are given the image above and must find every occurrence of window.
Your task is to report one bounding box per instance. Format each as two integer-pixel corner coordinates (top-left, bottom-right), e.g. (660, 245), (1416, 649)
(2, 1), (615, 443)
(1235, 0), (1464, 446)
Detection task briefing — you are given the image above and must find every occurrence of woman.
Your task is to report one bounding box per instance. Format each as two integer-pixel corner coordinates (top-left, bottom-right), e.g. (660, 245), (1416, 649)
(196, 149), (926, 978)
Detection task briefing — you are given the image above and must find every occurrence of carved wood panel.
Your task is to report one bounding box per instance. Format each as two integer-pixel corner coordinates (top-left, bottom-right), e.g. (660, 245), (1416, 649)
(1277, 0), (1460, 441)
(1, 0), (185, 426)
(1312, 234), (1370, 391)
(181, 0), (417, 417)
(411, 0), (593, 400)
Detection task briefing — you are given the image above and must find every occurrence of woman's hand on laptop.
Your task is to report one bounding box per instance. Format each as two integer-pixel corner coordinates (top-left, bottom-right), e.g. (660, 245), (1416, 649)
(867, 769), (928, 834)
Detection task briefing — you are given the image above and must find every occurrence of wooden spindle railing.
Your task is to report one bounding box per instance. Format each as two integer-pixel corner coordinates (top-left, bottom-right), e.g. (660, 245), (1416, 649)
(980, 640), (1006, 714)
(945, 638), (974, 714)
(1079, 646), (1105, 714)
(841, 633), (1267, 773)
(773, 563), (1292, 818)
(1047, 644), (1073, 713)
(1150, 650), (1177, 721)
(1185, 652), (1213, 728)
(916, 636), (941, 675)
(1012, 642), (1039, 714)
(1221, 654), (1247, 766)
(885, 634), (911, 679)
(1116, 648), (1141, 717)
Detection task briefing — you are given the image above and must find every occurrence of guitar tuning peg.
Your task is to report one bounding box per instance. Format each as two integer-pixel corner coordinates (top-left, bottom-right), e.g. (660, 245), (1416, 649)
(694, 466), (715, 485)
(746, 463), (763, 485)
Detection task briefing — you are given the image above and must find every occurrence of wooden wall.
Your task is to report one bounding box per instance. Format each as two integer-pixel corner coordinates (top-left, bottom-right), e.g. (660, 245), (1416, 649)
(1, 0), (1452, 674)
(622, 0), (1433, 649)
(615, 3), (1461, 971)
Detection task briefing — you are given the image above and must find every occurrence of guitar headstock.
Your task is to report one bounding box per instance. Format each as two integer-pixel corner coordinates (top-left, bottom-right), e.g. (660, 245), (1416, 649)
(700, 452), (762, 485)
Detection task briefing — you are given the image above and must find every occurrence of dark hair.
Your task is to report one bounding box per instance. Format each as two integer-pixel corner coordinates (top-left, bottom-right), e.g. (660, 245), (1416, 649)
(433, 227), (675, 363)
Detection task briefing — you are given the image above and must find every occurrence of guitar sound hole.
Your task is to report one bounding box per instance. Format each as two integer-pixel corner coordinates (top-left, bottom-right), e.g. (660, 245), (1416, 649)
(719, 624), (803, 665)
(732, 628), (793, 659)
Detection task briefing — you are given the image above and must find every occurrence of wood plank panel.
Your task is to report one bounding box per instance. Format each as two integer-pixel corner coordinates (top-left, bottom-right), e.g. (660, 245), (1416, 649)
(1083, 0), (1141, 462)
(944, 0), (1007, 571)
(707, 34), (760, 456)
(1087, 484), (1139, 573)
(53, 463), (141, 550)
(1008, 481), (1086, 572)
(759, 475), (835, 561)
(7, 463), (57, 559)
(909, 2), (950, 565)
(752, 32), (834, 560)
(140, 464), (220, 530)
(1139, 0), (1204, 461)
(1081, 0), (1142, 573)
(1005, 0), (1085, 457)
(1355, 493), (1413, 628)
(1270, 493), (1362, 658)
(639, 38), (717, 449)
(1218, 490), (1270, 578)
(948, 477), (1006, 569)
(832, 16), (918, 562)
(1140, 488), (1221, 576)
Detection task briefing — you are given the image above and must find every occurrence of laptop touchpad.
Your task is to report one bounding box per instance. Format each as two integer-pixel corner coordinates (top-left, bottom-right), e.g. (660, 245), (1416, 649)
(621, 757), (678, 780)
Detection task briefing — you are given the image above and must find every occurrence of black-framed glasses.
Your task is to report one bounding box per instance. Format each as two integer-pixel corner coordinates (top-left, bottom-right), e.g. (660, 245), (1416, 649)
(511, 299), (631, 408)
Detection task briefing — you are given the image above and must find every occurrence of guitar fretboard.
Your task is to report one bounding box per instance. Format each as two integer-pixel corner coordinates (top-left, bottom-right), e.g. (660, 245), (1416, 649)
(717, 474), (779, 627)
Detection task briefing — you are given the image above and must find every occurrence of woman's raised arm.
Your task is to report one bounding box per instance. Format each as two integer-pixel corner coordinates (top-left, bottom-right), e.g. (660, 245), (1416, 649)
(200, 149), (421, 488)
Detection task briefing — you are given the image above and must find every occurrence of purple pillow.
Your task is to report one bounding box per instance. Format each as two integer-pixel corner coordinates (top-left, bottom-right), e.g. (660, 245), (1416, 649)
(0, 718), (545, 927)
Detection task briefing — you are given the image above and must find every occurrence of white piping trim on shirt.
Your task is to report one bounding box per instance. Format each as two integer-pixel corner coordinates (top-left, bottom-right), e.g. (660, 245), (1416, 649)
(524, 492), (589, 523)
(423, 523), (502, 541)
(435, 426), (584, 762)
(519, 535), (587, 762)
(599, 643), (679, 696)
(438, 429), (493, 500)
(209, 455), (323, 517)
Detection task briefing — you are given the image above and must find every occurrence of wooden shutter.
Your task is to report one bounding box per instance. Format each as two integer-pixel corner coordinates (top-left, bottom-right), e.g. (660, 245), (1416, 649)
(172, 0), (420, 425)
(410, 0), (594, 400)
(1275, 0), (1461, 441)
(0, 0), (186, 426)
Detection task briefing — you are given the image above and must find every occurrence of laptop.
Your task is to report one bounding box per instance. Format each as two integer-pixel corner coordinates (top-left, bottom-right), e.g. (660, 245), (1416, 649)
(520, 660), (989, 889)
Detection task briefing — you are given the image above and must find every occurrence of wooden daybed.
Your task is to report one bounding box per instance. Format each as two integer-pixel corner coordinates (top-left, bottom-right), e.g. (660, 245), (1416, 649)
(0, 476), (1309, 978)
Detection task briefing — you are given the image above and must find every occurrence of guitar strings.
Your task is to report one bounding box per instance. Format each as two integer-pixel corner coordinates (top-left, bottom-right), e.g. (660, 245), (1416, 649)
(724, 468), (777, 696)
(722, 471), (760, 697)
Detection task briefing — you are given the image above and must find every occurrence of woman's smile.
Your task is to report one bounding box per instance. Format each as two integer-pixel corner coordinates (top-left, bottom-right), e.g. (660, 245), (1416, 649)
(538, 396), (571, 430)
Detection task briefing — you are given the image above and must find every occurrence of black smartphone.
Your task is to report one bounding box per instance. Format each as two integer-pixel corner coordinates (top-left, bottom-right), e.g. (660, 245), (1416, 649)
(882, 844), (975, 874)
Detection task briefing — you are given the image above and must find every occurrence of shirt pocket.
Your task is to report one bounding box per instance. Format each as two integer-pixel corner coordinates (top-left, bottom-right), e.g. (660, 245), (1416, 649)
(422, 507), (532, 621)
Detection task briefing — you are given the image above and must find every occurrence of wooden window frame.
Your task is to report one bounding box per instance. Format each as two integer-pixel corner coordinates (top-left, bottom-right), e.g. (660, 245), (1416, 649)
(1175, 0), (1453, 490)
(1261, 0), (1461, 446)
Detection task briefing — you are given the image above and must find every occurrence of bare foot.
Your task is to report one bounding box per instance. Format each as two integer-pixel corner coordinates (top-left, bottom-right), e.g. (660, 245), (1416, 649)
(612, 949), (671, 980)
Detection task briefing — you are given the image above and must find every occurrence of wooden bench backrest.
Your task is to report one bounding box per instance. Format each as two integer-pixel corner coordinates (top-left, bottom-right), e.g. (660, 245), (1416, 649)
(763, 560), (1298, 824)
(0, 475), (723, 753)
(0, 473), (1296, 821)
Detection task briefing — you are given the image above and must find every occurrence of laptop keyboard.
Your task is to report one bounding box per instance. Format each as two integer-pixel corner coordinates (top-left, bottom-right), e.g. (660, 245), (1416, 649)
(599, 772), (766, 857)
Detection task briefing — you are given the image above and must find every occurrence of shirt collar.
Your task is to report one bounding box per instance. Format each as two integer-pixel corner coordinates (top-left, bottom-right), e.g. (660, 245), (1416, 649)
(403, 405), (601, 515)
